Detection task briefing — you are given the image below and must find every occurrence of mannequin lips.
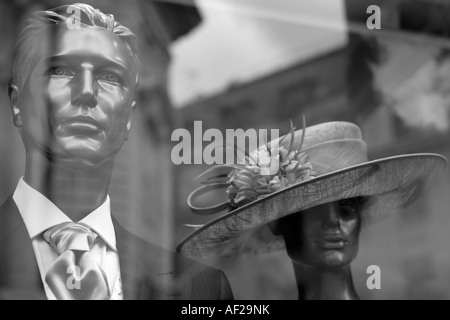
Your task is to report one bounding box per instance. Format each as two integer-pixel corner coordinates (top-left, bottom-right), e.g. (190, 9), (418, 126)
(60, 116), (104, 136)
(315, 235), (348, 249)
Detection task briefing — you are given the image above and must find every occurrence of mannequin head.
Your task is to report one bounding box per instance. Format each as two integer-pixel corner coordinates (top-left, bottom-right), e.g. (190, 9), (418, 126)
(8, 3), (139, 169)
(278, 197), (366, 270)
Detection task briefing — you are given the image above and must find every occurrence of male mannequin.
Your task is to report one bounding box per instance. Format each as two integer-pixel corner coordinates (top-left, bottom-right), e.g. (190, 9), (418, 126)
(0, 3), (233, 300)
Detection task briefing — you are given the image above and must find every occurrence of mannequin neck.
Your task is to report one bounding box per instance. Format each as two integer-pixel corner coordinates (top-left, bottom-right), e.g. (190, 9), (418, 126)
(292, 262), (360, 300)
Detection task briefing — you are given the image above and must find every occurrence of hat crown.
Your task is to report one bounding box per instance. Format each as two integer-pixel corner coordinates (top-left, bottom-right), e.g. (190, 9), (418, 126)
(278, 121), (363, 151)
(255, 121), (368, 177)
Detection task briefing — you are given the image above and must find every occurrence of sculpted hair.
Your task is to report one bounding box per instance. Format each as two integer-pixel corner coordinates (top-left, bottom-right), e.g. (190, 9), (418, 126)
(8, 3), (139, 97)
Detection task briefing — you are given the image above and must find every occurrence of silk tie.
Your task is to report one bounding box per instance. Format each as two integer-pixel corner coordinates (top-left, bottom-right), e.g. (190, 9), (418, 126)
(43, 222), (110, 300)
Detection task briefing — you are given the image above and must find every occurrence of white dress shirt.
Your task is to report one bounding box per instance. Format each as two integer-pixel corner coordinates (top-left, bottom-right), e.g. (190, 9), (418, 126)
(13, 177), (123, 300)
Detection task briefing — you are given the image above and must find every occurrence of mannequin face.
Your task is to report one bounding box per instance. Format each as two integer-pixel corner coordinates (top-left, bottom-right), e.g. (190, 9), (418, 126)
(280, 197), (364, 270)
(12, 26), (137, 169)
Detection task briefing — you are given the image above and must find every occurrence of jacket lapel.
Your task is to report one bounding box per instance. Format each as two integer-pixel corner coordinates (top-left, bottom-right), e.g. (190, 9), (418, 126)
(0, 196), (46, 300)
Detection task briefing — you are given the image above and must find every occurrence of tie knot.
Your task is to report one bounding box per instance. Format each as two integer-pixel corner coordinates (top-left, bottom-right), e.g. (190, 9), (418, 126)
(43, 222), (98, 254)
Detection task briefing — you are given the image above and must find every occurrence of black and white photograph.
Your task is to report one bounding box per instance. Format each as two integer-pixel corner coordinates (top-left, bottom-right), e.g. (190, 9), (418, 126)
(0, 0), (449, 305)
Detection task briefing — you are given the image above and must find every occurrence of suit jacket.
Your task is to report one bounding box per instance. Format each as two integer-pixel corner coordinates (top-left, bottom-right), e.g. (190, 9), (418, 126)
(0, 196), (233, 300)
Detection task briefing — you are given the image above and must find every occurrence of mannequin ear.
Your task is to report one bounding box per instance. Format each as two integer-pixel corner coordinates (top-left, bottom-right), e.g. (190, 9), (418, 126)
(125, 100), (136, 141)
(9, 85), (23, 127)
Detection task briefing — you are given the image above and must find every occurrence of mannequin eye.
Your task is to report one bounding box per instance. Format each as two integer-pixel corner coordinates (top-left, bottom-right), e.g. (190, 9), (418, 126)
(98, 71), (123, 84)
(337, 198), (359, 209)
(46, 66), (74, 76)
(337, 197), (368, 210)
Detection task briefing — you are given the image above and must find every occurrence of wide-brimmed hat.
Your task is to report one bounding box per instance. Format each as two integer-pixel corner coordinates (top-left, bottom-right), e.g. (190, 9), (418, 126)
(176, 121), (447, 261)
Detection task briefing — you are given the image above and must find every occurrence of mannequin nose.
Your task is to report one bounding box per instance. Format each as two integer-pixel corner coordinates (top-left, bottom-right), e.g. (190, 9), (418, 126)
(72, 66), (97, 108)
(322, 203), (340, 229)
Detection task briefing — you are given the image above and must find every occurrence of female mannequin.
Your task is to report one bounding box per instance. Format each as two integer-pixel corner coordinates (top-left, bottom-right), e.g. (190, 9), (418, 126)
(276, 197), (366, 300)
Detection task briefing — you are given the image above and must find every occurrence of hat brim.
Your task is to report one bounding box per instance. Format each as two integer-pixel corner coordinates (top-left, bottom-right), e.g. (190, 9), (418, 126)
(176, 154), (447, 260)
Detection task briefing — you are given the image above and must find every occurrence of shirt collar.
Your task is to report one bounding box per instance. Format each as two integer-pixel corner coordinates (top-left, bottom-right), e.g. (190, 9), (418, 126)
(13, 177), (117, 252)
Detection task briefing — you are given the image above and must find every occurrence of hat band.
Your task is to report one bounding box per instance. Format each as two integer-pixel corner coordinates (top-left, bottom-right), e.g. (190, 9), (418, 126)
(188, 138), (368, 216)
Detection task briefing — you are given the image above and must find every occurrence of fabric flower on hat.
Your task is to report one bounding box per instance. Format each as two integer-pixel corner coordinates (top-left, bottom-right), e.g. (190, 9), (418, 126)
(224, 119), (317, 209)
